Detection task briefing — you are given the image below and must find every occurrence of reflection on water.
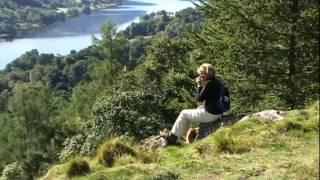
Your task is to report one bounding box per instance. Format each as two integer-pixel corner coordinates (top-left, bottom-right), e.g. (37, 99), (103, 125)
(29, 10), (146, 37)
(28, 0), (154, 37)
(0, 0), (194, 69)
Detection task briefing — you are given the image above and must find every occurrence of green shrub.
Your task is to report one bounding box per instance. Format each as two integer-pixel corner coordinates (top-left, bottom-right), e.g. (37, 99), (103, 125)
(66, 157), (90, 178)
(91, 91), (168, 139)
(119, 134), (137, 147)
(74, 91), (168, 157)
(0, 161), (29, 180)
(255, 91), (287, 112)
(59, 134), (86, 161)
(97, 138), (137, 167)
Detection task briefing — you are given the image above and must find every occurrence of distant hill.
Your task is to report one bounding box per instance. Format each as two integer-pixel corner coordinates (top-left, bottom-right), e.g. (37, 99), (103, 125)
(0, 0), (121, 41)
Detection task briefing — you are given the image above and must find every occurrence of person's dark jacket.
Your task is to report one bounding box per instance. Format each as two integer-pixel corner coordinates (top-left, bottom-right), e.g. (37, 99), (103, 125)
(196, 76), (221, 114)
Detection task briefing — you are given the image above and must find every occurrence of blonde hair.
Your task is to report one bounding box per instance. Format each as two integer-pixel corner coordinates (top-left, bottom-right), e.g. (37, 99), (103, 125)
(197, 63), (215, 77)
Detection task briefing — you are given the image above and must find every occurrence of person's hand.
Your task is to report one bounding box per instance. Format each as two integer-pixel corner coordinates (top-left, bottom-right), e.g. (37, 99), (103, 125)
(202, 80), (208, 86)
(196, 76), (202, 87)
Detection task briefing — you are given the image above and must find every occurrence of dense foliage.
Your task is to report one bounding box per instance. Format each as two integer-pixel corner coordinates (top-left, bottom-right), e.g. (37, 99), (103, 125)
(0, 161), (29, 180)
(192, 0), (319, 112)
(0, 8), (204, 177)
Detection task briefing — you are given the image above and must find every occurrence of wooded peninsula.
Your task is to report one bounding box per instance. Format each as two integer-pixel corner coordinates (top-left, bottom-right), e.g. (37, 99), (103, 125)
(0, 0), (121, 41)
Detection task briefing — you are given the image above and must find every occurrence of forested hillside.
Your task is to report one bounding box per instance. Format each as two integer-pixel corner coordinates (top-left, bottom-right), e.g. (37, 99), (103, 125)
(0, 0), (121, 40)
(0, 8), (204, 178)
(0, 0), (318, 179)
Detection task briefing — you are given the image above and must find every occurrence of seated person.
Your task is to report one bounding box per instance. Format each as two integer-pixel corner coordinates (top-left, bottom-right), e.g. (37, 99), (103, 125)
(166, 63), (222, 145)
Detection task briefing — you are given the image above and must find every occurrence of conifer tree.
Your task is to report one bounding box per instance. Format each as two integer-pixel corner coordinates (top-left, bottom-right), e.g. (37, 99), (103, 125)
(7, 83), (60, 174)
(93, 21), (128, 64)
(194, 0), (319, 111)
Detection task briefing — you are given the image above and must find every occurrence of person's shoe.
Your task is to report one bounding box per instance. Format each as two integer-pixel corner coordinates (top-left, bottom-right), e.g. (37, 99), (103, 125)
(176, 137), (187, 146)
(166, 133), (178, 145)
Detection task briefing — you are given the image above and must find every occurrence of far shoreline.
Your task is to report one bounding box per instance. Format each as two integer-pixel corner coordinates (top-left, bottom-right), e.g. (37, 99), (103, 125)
(0, 2), (121, 42)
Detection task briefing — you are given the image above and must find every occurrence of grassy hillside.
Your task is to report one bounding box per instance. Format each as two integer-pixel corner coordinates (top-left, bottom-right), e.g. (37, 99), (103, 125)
(41, 101), (319, 180)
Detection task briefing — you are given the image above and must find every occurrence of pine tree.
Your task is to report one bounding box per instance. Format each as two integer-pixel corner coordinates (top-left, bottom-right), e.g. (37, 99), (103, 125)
(194, 0), (319, 111)
(92, 21), (128, 64)
(7, 83), (60, 174)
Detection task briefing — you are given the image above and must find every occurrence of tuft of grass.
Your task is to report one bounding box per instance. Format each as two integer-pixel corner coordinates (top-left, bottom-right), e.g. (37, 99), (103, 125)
(306, 101), (319, 117)
(289, 164), (318, 179)
(275, 105), (319, 134)
(66, 157), (90, 178)
(114, 155), (137, 167)
(75, 164), (157, 180)
(151, 171), (180, 180)
(213, 118), (265, 153)
(276, 119), (303, 132)
(214, 131), (258, 153)
(137, 149), (161, 164)
(96, 138), (137, 167)
(195, 143), (214, 156)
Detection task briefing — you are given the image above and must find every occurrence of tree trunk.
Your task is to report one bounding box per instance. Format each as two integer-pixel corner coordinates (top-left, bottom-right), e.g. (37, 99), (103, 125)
(287, 0), (299, 109)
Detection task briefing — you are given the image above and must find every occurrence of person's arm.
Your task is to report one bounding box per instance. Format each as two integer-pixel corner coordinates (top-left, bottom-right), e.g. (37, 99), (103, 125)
(196, 80), (211, 102)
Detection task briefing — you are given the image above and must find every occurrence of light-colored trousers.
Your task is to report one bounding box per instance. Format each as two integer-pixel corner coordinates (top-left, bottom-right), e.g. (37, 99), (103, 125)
(171, 108), (221, 138)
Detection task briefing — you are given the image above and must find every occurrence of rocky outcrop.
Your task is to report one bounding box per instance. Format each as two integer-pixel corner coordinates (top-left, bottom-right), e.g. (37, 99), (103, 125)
(141, 135), (168, 150)
(240, 110), (285, 122)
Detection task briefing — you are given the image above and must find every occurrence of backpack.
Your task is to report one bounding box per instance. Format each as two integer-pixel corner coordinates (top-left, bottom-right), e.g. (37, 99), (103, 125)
(216, 81), (230, 113)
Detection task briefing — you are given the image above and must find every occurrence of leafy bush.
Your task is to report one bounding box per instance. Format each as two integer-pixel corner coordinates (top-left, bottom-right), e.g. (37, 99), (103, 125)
(96, 138), (136, 167)
(59, 134), (86, 161)
(255, 91), (287, 112)
(66, 157), (90, 178)
(75, 91), (167, 157)
(0, 161), (29, 180)
(92, 91), (166, 140)
(60, 37), (198, 159)
(59, 82), (167, 160)
(119, 134), (137, 147)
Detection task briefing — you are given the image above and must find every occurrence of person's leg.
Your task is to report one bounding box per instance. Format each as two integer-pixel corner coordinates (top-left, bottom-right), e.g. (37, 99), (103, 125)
(170, 109), (193, 138)
(171, 108), (221, 138)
